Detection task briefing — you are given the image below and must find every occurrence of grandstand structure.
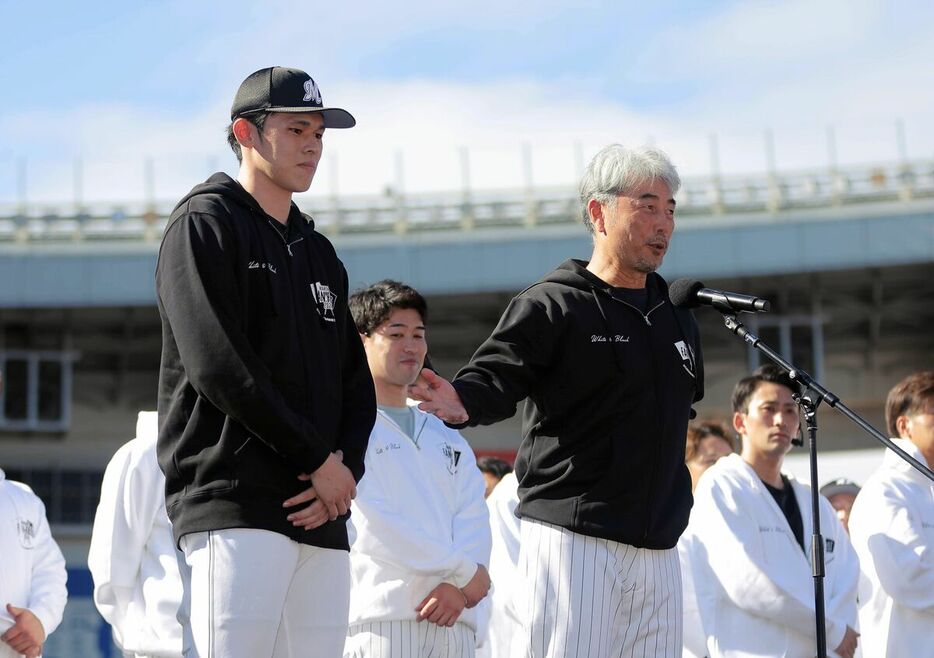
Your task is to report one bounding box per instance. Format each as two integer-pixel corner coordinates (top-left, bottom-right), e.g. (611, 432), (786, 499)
(0, 157), (932, 529)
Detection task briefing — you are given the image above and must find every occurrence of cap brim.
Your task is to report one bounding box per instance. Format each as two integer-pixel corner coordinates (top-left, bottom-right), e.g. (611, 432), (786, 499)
(265, 106), (356, 129)
(820, 484), (860, 498)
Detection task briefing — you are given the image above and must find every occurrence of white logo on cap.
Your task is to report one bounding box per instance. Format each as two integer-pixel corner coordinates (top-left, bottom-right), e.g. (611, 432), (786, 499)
(303, 79), (322, 104)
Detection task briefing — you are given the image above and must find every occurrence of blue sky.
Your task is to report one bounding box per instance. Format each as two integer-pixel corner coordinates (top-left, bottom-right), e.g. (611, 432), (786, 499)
(2, 0), (933, 203)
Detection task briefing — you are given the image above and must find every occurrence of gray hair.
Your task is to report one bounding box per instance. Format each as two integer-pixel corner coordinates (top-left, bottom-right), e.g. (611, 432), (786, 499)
(579, 144), (681, 234)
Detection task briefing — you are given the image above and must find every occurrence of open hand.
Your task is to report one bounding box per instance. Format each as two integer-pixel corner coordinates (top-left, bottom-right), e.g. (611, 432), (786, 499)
(408, 368), (469, 424)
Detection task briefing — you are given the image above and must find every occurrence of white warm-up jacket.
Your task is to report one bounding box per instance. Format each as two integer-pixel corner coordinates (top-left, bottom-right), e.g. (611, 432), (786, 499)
(679, 530), (708, 658)
(0, 469), (67, 658)
(848, 438), (934, 658)
(477, 472), (522, 658)
(87, 411), (183, 658)
(685, 454), (859, 658)
(348, 407), (492, 632)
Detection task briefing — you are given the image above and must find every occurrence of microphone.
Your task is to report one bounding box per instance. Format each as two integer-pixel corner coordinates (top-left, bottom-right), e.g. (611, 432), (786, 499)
(669, 278), (771, 314)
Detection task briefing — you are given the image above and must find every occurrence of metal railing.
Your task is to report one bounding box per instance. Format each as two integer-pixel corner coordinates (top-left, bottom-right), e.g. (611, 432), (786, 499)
(1, 159), (932, 243)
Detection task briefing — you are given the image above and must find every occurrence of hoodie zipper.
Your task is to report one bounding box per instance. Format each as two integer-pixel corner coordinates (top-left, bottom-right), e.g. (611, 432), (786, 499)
(606, 290), (667, 544)
(380, 409), (427, 449)
(611, 297), (666, 326)
(266, 219), (305, 257)
(258, 214), (316, 417)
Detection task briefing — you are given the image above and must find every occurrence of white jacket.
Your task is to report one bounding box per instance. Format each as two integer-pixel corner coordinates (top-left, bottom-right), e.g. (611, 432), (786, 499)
(847, 438), (934, 658)
(348, 407), (492, 632)
(478, 472), (522, 658)
(679, 531), (707, 658)
(685, 454), (859, 657)
(0, 469), (67, 658)
(87, 412), (183, 658)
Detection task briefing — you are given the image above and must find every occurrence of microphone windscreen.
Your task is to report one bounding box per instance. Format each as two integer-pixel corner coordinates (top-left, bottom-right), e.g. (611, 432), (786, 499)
(669, 278), (705, 308)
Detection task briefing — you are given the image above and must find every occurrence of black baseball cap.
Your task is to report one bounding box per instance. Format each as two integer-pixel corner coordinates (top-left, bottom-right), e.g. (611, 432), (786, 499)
(230, 66), (355, 129)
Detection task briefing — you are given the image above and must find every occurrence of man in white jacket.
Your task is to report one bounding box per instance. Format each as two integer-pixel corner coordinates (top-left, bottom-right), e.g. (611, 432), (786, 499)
(0, 469), (68, 658)
(88, 411), (183, 658)
(344, 280), (492, 658)
(476, 472), (521, 658)
(685, 365), (860, 658)
(848, 370), (934, 658)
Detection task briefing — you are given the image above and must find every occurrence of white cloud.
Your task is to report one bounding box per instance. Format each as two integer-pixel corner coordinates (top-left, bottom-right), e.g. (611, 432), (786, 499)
(2, 0), (932, 206)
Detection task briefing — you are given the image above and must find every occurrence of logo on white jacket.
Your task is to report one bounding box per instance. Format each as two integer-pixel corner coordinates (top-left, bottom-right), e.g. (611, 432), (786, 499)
(441, 442), (462, 475)
(310, 282), (337, 322)
(675, 340), (697, 379)
(16, 517), (36, 549)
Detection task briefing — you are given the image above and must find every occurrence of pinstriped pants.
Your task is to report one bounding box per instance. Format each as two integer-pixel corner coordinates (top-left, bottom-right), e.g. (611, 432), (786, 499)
(519, 519), (682, 658)
(344, 620), (475, 658)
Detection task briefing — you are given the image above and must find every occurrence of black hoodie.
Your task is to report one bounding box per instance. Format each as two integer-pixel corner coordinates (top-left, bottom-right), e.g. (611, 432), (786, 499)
(155, 173), (376, 550)
(452, 259), (703, 549)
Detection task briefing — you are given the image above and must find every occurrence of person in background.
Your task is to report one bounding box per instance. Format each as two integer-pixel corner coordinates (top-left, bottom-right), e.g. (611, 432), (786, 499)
(476, 457), (513, 498)
(89, 411), (183, 658)
(0, 370), (68, 658)
(343, 280), (491, 657)
(819, 478), (861, 536)
(680, 420), (735, 658)
(848, 370), (934, 658)
(476, 472), (521, 658)
(685, 420), (735, 492)
(685, 365), (859, 658)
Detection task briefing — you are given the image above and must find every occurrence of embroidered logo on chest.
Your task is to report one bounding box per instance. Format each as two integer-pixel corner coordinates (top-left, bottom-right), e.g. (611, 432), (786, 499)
(375, 442), (402, 456)
(248, 260), (278, 274)
(674, 340), (697, 378)
(591, 335), (630, 343)
(440, 442), (462, 475)
(310, 282), (337, 322)
(16, 518), (36, 550)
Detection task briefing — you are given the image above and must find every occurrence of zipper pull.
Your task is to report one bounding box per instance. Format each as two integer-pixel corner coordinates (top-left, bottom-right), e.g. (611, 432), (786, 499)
(643, 314), (652, 327)
(286, 243), (293, 257)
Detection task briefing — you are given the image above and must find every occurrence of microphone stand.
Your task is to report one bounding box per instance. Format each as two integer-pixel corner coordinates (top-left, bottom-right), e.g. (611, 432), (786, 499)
(716, 309), (934, 658)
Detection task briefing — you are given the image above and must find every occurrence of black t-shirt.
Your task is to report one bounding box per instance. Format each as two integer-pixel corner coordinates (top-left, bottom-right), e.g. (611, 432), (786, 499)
(763, 475), (805, 552)
(270, 216), (290, 238)
(612, 286), (649, 313)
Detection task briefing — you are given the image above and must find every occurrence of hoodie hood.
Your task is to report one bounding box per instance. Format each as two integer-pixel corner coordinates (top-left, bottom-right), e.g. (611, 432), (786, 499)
(537, 258), (670, 300)
(173, 172), (315, 231)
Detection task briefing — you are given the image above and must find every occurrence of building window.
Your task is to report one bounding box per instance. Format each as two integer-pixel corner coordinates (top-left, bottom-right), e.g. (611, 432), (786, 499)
(0, 350), (76, 432)
(3, 467), (103, 526)
(746, 314), (825, 382)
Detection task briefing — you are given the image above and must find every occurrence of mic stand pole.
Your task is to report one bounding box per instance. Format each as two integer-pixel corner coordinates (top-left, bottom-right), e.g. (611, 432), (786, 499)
(717, 311), (934, 658)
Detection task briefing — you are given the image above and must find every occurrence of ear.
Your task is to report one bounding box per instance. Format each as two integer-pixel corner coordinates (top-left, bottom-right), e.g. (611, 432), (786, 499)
(587, 199), (607, 235)
(895, 414), (911, 439)
(358, 332), (369, 347)
(732, 410), (746, 437)
(232, 117), (258, 151)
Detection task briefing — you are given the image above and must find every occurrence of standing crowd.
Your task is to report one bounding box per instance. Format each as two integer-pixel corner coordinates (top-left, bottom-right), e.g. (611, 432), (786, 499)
(2, 65), (932, 658)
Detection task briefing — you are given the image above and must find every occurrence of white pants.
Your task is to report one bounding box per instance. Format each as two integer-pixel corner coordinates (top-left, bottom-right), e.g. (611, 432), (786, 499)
(178, 528), (351, 658)
(344, 620), (475, 658)
(518, 519), (682, 658)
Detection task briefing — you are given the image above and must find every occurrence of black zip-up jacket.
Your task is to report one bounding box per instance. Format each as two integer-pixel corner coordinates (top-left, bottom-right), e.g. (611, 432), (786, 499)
(155, 173), (376, 550)
(452, 259), (703, 549)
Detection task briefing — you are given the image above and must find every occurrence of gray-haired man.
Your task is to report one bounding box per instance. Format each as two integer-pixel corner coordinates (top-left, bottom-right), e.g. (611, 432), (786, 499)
(411, 144), (704, 657)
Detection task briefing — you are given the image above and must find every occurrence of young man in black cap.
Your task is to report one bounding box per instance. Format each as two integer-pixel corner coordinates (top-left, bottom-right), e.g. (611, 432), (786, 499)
(156, 66), (376, 657)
